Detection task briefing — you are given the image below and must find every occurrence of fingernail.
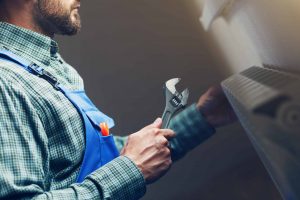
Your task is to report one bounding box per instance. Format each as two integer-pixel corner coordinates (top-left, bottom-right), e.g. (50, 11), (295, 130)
(154, 118), (162, 125)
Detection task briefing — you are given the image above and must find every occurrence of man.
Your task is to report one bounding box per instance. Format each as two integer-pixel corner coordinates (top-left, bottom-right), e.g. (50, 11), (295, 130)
(0, 0), (236, 199)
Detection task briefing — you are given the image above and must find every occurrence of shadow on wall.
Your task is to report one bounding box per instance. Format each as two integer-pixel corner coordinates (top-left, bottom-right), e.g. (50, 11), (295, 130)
(57, 0), (281, 199)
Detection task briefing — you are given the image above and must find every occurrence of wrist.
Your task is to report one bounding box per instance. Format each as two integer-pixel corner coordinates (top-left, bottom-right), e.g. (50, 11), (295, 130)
(196, 104), (216, 129)
(89, 156), (146, 199)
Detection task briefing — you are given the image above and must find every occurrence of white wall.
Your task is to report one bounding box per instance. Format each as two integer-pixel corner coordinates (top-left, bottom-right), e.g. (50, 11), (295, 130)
(198, 0), (300, 75)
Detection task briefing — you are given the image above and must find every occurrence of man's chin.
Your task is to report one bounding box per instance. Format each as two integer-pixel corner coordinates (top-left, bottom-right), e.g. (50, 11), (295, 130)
(59, 25), (81, 36)
(56, 18), (81, 36)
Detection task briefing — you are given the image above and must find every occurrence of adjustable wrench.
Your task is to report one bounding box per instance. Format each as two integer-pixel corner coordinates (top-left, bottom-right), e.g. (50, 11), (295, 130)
(161, 78), (189, 128)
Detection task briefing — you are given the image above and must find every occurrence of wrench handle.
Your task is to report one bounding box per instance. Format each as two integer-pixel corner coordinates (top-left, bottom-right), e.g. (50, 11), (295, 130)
(162, 109), (173, 128)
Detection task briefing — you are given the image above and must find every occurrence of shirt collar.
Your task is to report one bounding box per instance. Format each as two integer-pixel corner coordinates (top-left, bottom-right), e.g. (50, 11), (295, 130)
(0, 22), (59, 66)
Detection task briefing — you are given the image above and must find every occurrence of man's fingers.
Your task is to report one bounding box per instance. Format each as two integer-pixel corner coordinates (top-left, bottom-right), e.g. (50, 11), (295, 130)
(160, 129), (176, 139)
(142, 118), (162, 130)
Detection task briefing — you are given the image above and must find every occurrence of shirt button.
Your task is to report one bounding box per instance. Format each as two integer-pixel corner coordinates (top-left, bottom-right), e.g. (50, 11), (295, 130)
(50, 41), (58, 55)
(50, 46), (56, 55)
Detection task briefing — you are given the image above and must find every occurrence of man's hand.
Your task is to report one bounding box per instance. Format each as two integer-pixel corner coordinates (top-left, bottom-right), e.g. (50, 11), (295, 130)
(197, 85), (237, 128)
(121, 118), (175, 184)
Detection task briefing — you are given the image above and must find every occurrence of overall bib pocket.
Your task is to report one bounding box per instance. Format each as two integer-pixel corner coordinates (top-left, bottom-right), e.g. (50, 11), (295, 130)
(99, 134), (120, 166)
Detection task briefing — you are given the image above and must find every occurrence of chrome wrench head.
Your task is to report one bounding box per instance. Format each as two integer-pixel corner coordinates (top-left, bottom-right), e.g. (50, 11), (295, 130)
(165, 78), (189, 107)
(162, 78), (189, 128)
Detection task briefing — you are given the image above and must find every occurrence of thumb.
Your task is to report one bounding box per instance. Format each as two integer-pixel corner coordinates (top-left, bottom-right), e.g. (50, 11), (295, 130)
(153, 118), (162, 128)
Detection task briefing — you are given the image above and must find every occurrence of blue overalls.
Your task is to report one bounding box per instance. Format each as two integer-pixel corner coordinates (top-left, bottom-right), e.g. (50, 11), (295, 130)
(0, 50), (120, 183)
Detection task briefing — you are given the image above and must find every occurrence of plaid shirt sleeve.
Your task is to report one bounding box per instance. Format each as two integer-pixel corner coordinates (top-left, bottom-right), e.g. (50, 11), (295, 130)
(113, 104), (216, 162)
(113, 136), (128, 152)
(38, 156), (146, 200)
(0, 76), (146, 200)
(169, 104), (216, 161)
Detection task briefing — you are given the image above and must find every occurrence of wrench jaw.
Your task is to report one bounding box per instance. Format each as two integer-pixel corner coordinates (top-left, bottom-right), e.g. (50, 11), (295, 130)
(168, 88), (189, 109)
(165, 78), (181, 95)
(180, 88), (189, 107)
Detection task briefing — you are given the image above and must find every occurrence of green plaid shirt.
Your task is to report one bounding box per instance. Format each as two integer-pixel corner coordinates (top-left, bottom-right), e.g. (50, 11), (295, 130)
(0, 22), (215, 200)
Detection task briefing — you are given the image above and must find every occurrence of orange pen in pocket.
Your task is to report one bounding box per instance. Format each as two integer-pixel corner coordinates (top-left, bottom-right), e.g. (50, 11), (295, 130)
(99, 122), (110, 136)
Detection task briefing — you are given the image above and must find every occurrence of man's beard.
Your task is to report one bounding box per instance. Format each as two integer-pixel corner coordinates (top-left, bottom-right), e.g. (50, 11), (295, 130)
(34, 0), (81, 36)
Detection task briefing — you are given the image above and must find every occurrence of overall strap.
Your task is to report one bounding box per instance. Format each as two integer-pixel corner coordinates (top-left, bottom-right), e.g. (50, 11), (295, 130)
(0, 50), (60, 90)
(0, 50), (115, 128)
